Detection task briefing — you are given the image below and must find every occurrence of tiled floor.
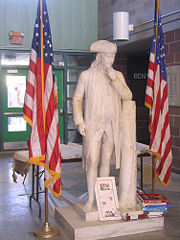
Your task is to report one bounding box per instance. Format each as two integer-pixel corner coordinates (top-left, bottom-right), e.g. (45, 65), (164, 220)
(0, 152), (180, 240)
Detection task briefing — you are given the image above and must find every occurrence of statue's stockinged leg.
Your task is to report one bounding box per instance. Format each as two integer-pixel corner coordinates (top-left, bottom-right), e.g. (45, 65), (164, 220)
(83, 141), (101, 212)
(99, 132), (114, 178)
(118, 101), (137, 210)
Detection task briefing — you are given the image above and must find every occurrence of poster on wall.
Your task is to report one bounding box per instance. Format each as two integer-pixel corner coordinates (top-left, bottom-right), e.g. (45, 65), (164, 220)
(6, 75), (26, 108)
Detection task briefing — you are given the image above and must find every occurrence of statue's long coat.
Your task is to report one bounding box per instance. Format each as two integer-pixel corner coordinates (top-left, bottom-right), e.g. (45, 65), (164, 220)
(72, 67), (132, 170)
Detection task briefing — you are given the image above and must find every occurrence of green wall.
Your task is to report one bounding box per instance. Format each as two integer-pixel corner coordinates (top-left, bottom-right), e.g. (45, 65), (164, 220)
(0, 0), (98, 51)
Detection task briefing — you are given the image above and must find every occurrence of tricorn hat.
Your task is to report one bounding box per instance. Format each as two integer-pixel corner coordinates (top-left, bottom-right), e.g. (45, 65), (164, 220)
(90, 40), (117, 54)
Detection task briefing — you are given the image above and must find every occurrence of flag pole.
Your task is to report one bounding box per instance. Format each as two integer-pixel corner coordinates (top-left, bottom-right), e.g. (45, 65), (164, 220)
(34, 0), (60, 237)
(145, 0), (172, 188)
(151, 0), (160, 195)
(34, 187), (60, 238)
(152, 156), (155, 193)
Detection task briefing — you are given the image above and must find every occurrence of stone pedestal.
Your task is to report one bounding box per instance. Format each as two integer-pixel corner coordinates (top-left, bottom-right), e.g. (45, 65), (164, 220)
(55, 204), (164, 240)
(74, 202), (99, 221)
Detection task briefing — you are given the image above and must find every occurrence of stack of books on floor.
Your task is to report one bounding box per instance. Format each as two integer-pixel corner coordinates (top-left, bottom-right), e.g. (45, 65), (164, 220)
(138, 193), (171, 218)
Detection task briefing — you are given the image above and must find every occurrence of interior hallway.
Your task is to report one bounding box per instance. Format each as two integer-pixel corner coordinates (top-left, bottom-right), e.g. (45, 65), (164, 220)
(0, 151), (180, 240)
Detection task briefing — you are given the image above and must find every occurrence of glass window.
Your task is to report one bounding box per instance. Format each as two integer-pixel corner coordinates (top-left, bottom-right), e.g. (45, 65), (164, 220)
(8, 116), (27, 132)
(67, 115), (75, 129)
(67, 130), (77, 143)
(67, 55), (94, 66)
(67, 130), (82, 144)
(6, 75), (26, 108)
(54, 54), (64, 66)
(67, 100), (72, 114)
(67, 84), (76, 98)
(1, 52), (30, 66)
(67, 69), (83, 82)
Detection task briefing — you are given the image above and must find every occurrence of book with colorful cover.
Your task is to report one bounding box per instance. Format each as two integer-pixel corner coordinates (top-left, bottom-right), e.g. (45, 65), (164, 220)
(138, 193), (168, 203)
(142, 204), (171, 209)
(139, 201), (169, 207)
(142, 206), (167, 212)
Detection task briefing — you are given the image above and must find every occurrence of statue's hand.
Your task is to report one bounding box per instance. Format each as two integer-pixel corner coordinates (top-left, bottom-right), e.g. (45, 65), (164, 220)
(106, 67), (116, 81)
(77, 122), (86, 136)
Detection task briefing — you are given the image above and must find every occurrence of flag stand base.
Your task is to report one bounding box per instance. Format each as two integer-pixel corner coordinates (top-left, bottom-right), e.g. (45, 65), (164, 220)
(34, 186), (60, 238)
(34, 222), (60, 238)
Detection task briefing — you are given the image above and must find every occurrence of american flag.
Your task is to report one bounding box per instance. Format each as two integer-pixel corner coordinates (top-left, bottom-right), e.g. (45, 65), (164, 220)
(145, 0), (172, 185)
(23, 0), (61, 197)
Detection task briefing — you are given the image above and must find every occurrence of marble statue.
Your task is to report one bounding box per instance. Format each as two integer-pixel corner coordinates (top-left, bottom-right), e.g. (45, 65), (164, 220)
(72, 40), (133, 212)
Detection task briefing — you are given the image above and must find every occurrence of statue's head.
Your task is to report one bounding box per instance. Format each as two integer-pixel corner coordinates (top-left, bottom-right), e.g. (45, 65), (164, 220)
(90, 40), (117, 70)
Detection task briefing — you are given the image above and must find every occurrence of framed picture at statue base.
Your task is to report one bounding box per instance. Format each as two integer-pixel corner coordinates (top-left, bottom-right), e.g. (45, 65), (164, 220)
(95, 177), (121, 221)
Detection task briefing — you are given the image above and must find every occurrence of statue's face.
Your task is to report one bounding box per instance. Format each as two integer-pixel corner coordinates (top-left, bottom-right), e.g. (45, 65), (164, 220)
(100, 53), (115, 70)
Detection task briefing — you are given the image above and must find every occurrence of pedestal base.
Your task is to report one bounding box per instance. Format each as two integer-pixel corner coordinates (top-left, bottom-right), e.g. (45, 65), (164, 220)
(55, 205), (164, 240)
(74, 202), (99, 221)
(34, 223), (60, 239)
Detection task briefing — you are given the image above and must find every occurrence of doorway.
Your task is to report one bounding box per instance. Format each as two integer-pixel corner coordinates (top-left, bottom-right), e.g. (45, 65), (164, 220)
(127, 52), (150, 144)
(55, 69), (64, 141)
(1, 68), (64, 150)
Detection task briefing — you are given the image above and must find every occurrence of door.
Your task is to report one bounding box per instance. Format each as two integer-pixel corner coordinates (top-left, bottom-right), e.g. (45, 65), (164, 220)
(127, 54), (150, 144)
(54, 69), (64, 142)
(2, 69), (31, 150)
(2, 69), (64, 150)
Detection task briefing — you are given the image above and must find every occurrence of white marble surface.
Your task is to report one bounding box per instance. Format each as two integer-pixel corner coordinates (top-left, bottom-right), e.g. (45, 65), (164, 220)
(118, 101), (137, 210)
(74, 202), (99, 221)
(55, 205), (164, 240)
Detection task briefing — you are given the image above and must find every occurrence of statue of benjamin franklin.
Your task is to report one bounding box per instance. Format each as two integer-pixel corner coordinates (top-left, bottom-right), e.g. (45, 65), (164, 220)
(73, 40), (133, 212)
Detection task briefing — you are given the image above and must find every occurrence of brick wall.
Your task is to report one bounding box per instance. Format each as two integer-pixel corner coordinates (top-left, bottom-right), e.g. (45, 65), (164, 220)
(165, 29), (180, 66)
(170, 107), (180, 169)
(165, 29), (180, 170)
(113, 29), (180, 169)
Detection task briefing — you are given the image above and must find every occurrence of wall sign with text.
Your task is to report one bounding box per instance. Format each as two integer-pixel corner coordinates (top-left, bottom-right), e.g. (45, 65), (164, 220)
(9, 31), (24, 45)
